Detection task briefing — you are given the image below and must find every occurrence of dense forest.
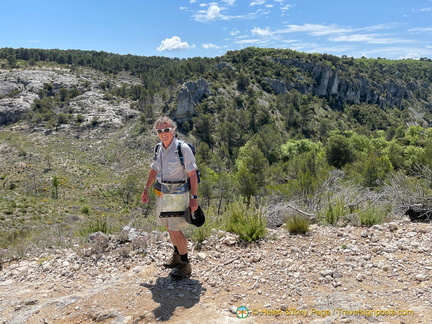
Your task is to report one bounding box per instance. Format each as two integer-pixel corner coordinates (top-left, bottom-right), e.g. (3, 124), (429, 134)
(1, 47), (432, 254)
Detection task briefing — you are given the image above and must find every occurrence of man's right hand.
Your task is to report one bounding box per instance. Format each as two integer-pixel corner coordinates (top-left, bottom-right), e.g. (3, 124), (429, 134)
(141, 190), (149, 204)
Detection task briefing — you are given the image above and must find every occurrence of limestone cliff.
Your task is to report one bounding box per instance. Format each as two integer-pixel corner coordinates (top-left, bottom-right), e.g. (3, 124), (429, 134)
(265, 58), (420, 110)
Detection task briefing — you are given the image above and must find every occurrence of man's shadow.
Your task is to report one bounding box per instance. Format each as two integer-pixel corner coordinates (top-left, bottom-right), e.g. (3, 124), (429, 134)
(140, 276), (206, 321)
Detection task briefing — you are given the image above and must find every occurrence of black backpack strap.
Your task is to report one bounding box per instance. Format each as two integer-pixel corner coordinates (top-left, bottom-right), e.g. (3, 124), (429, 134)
(176, 140), (185, 166)
(154, 142), (162, 161)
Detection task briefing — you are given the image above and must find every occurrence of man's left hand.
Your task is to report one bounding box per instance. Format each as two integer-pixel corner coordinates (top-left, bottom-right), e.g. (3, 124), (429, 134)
(189, 198), (198, 213)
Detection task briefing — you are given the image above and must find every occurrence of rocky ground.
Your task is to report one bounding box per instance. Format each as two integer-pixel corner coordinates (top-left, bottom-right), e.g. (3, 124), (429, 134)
(1, 219), (432, 324)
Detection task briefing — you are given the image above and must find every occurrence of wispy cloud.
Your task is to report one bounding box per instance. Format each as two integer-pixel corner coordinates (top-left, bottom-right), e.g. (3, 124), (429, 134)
(156, 36), (195, 52)
(329, 34), (413, 44)
(281, 4), (294, 11)
(357, 46), (432, 59)
(409, 27), (432, 33)
(234, 38), (269, 44)
(276, 23), (355, 36)
(360, 23), (400, 31)
(250, 0), (266, 6)
(192, 3), (249, 22)
(416, 7), (432, 12)
(202, 43), (221, 49)
(230, 29), (241, 36)
(251, 26), (273, 37)
(271, 23), (415, 46)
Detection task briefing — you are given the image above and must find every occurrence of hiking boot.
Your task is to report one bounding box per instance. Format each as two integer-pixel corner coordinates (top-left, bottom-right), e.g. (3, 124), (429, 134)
(163, 252), (181, 269)
(171, 261), (192, 279)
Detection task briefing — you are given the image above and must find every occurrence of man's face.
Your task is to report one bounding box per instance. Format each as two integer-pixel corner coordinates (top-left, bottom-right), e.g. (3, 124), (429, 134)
(156, 122), (175, 145)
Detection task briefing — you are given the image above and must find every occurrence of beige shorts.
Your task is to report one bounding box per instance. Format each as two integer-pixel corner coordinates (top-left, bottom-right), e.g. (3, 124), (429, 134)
(157, 215), (189, 231)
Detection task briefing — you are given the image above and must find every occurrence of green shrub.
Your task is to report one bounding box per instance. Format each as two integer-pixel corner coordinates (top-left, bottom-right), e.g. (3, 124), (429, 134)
(320, 197), (346, 225)
(186, 225), (210, 244)
(78, 216), (113, 236)
(359, 205), (390, 227)
(81, 205), (90, 214)
(286, 214), (310, 235)
(222, 199), (266, 242)
(52, 175), (60, 199)
(76, 114), (85, 123)
(185, 206), (221, 243)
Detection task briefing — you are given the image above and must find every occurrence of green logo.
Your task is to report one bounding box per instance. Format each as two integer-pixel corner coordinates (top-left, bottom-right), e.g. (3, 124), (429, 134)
(236, 306), (249, 318)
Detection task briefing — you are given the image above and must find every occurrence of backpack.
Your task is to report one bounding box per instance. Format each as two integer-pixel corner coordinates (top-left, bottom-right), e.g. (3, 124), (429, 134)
(154, 140), (201, 184)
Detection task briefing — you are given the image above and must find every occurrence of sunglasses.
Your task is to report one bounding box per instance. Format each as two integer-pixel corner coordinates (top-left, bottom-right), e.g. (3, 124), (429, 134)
(156, 127), (173, 134)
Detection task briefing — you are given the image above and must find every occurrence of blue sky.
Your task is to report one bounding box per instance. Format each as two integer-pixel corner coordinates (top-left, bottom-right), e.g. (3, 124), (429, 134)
(2, 0), (432, 60)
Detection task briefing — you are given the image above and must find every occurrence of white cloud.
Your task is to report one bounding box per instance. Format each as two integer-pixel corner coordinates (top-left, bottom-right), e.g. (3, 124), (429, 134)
(230, 29), (240, 36)
(419, 7), (432, 12)
(409, 27), (432, 33)
(156, 36), (195, 52)
(403, 53), (422, 59)
(202, 43), (221, 49)
(277, 23), (403, 38)
(277, 23), (354, 36)
(194, 4), (222, 22)
(361, 23), (399, 31)
(192, 2), (267, 22)
(234, 38), (265, 44)
(250, 0), (266, 6)
(281, 4), (294, 11)
(357, 46), (432, 59)
(275, 23), (414, 46)
(251, 26), (273, 37)
(329, 34), (413, 44)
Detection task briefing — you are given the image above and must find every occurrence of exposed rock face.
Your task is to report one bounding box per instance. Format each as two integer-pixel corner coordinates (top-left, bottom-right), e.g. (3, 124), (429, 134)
(0, 69), (140, 128)
(0, 96), (36, 126)
(265, 58), (416, 110)
(172, 78), (211, 122)
(212, 62), (235, 71)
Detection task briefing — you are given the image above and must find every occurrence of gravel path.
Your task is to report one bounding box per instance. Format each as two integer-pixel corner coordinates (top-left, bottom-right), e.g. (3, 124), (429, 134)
(1, 219), (431, 323)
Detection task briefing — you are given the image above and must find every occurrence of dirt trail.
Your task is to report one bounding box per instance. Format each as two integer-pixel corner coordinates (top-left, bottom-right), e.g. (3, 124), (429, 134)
(1, 222), (431, 323)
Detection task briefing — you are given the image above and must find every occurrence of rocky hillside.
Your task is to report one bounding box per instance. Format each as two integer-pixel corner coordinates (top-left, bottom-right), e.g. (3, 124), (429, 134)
(0, 68), (140, 128)
(2, 47), (432, 131)
(1, 219), (431, 324)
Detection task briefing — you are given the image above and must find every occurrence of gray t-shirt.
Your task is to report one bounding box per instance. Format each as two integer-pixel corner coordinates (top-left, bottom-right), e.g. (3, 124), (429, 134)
(151, 138), (197, 183)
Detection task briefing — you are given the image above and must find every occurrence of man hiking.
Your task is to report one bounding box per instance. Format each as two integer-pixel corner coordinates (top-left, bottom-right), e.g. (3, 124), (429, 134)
(141, 117), (199, 279)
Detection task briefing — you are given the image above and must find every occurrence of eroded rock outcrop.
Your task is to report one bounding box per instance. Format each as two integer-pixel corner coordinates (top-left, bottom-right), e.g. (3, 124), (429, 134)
(0, 69), (140, 128)
(265, 58), (418, 110)
(172, 78), (211, 122)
